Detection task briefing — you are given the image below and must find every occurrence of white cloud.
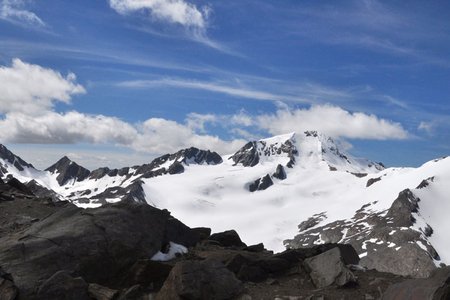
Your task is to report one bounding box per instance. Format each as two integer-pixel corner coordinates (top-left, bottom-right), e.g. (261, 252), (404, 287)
(0, 111), (138, 144)
(0, 0), (45, 27)
(0, 59), (85, 115)
(109, 0), (208, 29)
(256, 104), (409, 140)
(132, 118), (245, 154)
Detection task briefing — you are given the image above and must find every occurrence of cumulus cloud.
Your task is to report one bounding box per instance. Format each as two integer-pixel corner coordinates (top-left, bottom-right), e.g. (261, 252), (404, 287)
(0, 0), (45, 27)
(0, 59), (85, 115)
(109, 0), (209, 29)
(256, 104), (409, 140)
(0, 111), (138, 144)
(132, 118), (245, 154)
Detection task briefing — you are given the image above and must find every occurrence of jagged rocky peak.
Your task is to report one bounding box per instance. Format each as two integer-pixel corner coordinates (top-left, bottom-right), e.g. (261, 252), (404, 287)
(45, 156), (90, 186)
(229, 132), (298, 167)
(0, 144), (34, 173)
(170, 147), (223, 165)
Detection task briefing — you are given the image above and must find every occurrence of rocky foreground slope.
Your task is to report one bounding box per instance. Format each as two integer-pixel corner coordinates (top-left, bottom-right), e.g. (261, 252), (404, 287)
(1, 178), (450, 300)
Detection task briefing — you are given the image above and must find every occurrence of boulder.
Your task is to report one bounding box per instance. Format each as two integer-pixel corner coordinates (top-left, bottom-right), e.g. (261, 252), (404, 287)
(382, 266), (450, 300)
(272, 164), (287, 180)
(0, 201), (192, 298)
(249, 175), (273, 192)
(36, 270), (89, 300)
(123, 259), (173, 290)
(88, 283), (119, 300)
(0, 267), (18, 300)
(168, 162), (184, 175)
(156, 259), (243, 300)
(304, 247), (358, 288)
(209, 230), (247, 248)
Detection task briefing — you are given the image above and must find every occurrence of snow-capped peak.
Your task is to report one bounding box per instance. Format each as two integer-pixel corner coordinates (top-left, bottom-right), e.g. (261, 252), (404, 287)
(229, 132), (297, 167)
(45, 156), (90, 186)
(0, 144), (35, 175)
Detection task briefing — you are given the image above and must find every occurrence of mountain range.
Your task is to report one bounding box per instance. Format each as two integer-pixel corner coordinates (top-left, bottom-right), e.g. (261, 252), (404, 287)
(1, 130), (449, 278)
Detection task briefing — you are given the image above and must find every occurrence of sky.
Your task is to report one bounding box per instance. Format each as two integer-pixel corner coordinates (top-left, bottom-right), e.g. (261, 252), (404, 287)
(0, 0), (450, 170)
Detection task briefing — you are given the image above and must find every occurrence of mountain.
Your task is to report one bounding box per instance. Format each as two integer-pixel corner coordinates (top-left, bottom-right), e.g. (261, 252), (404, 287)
(0, 132), (449, 279)
(45, 156), (91, 185)
(0, 144), (35, 176)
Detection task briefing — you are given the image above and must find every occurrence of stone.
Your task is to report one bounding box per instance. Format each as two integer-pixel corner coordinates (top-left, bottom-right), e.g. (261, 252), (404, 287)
(249, 174), (273, 192)
(168, 162), (184, 174)
(382, 266), (450, 300)
(244, 243), (265, 253)
(209, 230), (247, 248)
(156, 259), (243, 300)
(123, 259), (173, 290)
(88, 283), (119, 300)
(304, 247), (358, 288)
(36, 270), (90, 300)
(191, 227), (211, 240)
(272, 164), (287, 180)
(0, 267), (18, 300)
(0, 201), (185, 298)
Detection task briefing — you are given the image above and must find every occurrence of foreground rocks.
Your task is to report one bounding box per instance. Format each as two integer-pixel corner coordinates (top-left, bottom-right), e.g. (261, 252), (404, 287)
(1, 185), (450, 299)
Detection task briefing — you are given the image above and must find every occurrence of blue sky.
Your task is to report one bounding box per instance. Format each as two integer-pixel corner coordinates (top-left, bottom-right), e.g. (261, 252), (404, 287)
(0, 0), (449, 169)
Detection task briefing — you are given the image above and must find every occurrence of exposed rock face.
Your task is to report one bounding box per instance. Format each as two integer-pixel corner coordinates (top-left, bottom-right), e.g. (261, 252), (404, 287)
(248, 174), (274, 192)
(0, 196), (199, 299)
(272, 164), (287, 180)
(0, 267), (18, 300)
(0, 144), (34, 173)
(170, 147), (223, 165)
(36, 270), (90, 300)
(208, 230), (247, 248)
(229, 135), (297, 167)
(285, 189), (438, 278)
(366, 176), (382, 187)
(383, 266), (450, 300)
(304, 246), (359, 288)
(156, 259), (243, 300)
(45, 156), (91, 185)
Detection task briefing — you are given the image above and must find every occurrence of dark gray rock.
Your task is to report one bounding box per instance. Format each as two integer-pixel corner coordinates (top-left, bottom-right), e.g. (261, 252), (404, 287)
(382, 266), (450, 300)
(191, 227), (211, 240)
(123, 259), (173, 290)
(36, 270), (89, 300)
(209, 230), (247, 248)
(0, 266), (18, 300)
(304, 247), (358, 288)
(249, 174), (273, 192)
(272, 164), (287, 180)
(386, 189), (419, 227)
(45, 156), (90, 185)
(0, 144), (34, 172)
(156, 259), (243, 300)
(229, 137), (297, 168)
(244, 243), (265, 253)
(0, 201), (190, 299)
(366, 177), (381, 187)
(168, 162), (184, 174)
(285, 190), (439, 278)
(88, 283), (119, 300)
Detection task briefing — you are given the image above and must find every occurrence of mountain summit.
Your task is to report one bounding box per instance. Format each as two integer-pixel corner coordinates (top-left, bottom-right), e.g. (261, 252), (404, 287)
(46, 156), (90, 186)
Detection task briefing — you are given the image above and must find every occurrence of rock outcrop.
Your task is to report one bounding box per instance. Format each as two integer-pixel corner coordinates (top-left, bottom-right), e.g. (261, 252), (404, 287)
(285, 189), (439, 278)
